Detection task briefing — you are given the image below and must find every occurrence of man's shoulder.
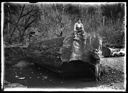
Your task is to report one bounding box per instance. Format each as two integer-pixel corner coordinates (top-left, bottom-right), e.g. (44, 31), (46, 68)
(74, 22), (84, 26)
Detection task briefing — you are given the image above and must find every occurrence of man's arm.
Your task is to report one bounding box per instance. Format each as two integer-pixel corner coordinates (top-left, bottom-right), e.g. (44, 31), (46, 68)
(81, 24), (84, 31)
(74, 23), (77, 31)
(82, 24), (87, 38)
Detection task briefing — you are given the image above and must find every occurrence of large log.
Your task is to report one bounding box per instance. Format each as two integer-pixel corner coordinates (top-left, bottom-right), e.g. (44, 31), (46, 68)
(26, 32), (101, 79)
(4, 33), (101, 79)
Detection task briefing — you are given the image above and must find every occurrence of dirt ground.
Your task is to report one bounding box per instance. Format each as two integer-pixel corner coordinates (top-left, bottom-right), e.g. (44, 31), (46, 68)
(3, 56), (126, 91)
(96, 57), (125, 90)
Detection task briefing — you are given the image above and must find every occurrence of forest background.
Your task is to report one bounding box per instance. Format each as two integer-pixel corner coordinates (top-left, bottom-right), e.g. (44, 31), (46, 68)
(3, 3), (125, 48)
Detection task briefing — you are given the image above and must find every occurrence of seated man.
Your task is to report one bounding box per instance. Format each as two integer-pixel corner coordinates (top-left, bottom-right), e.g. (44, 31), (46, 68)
(74, 19), (85, 40)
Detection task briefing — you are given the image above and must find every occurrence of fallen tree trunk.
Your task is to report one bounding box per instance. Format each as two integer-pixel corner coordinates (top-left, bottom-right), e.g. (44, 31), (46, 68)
(26, 32), (101, 79)
(4, 33), (101, 79)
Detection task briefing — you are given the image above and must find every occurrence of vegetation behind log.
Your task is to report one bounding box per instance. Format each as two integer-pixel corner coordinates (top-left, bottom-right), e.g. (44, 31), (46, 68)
(3, 3), (125, 48)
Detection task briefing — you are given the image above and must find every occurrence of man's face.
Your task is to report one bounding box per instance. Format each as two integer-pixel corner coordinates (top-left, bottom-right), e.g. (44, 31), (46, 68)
(78, 20), (81, 23)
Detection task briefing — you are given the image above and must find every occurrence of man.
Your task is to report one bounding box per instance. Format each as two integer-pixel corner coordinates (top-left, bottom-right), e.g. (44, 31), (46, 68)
(74, 19), (85, 40)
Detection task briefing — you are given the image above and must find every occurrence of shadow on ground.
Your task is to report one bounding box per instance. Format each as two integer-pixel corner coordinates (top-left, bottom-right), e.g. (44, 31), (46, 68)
(5, 62), (99, 88)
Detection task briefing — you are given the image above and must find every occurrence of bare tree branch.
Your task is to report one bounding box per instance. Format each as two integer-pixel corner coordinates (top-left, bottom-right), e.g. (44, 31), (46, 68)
(21, 6), (34, 18)
(9, 5), (25, 43)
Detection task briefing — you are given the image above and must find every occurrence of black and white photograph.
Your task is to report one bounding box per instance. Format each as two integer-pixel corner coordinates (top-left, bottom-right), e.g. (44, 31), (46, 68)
(1, 2), (126, 91)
